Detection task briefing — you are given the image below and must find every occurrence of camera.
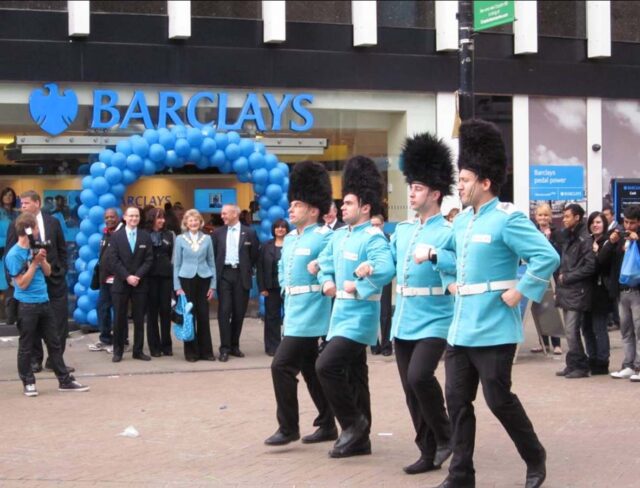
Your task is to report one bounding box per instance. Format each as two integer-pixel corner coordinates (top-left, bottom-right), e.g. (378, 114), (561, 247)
(24, 226), (51, 252)
(620, 231), (631, 238)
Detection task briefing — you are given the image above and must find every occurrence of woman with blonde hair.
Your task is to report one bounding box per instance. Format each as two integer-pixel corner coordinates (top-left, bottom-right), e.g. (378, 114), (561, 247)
(173, 209), (217, 362)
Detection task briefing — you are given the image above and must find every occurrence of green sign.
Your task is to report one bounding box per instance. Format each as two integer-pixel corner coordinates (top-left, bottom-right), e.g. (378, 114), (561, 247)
(473, 1), (515, 31)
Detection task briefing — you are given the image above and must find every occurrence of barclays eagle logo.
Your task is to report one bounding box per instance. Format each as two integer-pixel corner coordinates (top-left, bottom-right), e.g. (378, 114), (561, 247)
(29, 83), (79, 136)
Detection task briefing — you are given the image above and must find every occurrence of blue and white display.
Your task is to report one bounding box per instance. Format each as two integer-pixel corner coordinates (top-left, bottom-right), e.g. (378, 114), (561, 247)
(73, 127), (289, 327)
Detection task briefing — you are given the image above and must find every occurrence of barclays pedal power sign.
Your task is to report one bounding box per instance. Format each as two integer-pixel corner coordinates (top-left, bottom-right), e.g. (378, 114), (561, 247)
(28, 83), (315, 136)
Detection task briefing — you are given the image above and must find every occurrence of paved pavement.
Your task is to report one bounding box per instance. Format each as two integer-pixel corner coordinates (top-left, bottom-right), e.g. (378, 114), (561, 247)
(0, 318), (638, 487)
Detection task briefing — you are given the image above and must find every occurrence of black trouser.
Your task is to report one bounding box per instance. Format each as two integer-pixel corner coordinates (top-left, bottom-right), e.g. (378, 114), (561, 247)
(264, 288), (283, 354)
(217, 267), (249, 353)
(146, 276), (173, 355)
(112, 290), (146, 357)
(271, 336), (335, 435)
(17, 302), (70, 386)
(316, 336), (371, 432)
(181, 276), (214, 360)
(444, 344), (545, 486)
(32, 294), (68, 367)
(395, 337), (451, 462)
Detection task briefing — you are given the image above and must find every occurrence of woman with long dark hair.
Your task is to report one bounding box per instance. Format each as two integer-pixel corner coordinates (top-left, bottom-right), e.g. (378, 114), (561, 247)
(144, 208), (175, 357)
(0, 187), (18, 221)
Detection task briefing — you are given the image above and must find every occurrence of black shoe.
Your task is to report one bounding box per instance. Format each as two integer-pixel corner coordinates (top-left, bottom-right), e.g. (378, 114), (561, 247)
(403, 457), (439, 475)
(163, 350), (173, 357)
(329, 415), (370, 458)
(230, 348), (245, 358)
(185, 357), (198, 363)
(433, 443), (453, 467)
(555, 367), (570, 377)
(200, 355), (216, 361)
(264, 429), (300, 446)
(219, 352), (229, 362)
(431, 480), (474, 488)
(112, 354), (122, 363)
(301, 426), (339, 444)
(370, 346), (381, 355)
(133, 353), (152, 361)
(381, 347), (393, 356)
(31, 363), (43, 373)
(266, 351), (276, 357)
(150, 351), (162, 358)
(329, 437), (371, 458)
(565, 369), (589, 379)
(525, 451), (546, 488)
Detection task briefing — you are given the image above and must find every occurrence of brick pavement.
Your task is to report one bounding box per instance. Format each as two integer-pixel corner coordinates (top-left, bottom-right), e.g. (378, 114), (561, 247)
(0, 319), (638, 487)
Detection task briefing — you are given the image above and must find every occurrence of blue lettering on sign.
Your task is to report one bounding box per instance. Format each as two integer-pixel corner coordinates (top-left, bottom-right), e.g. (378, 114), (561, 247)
(529, 165), (585, 201)
(31, 83), (316, 136)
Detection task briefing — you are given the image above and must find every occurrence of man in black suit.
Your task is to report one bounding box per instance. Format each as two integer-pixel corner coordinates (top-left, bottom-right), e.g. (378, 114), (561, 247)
(323, 202), (345, 230)
(212, 204), (259, 362)
(4, 190), (72, 373)
(106, 206), (153, 363)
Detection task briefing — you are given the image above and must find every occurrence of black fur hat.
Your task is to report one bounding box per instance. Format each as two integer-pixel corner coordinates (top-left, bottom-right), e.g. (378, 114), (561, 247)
(342, 156), (384, 215)
(400, 132), (455, 197)
(288, 160), (333, 216)
(458, 119), (507, 190)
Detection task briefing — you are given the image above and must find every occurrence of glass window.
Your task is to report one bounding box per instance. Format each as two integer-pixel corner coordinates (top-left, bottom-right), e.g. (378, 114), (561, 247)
(192, 1), (261, 19)
(287, 1), (351, 24)
(91, 1), (167, 15)
(0, 1), (66, 10)
(611, 1), (640, 43)
(377, 1), (434, 29)
(538, 1), (586, 39)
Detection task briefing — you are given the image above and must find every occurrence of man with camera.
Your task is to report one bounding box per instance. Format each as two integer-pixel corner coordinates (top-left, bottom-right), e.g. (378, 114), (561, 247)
(4, 190), (71, 373)
(4, 213), (88, 396)
(598, 205), (640, 380)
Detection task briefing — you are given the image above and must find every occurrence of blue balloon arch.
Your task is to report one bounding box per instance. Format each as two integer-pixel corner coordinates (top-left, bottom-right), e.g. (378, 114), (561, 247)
(73, 126), (289, 327)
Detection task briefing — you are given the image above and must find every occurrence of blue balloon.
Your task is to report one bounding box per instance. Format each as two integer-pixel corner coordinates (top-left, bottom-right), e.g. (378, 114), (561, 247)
(90, 162), (107, 177)
(268, 205), (285, 221)
(252, 168), (269, 186)
(75, 231), (88, 246)
(126, 154), (144, 173)
(227, 131), (241, 145)
(111, 183), (125, 198)
(195, 157), (209, 170)
(91, 176), (110, 195)
(258, 230), (271, 243)
(232, 156), (249, 174)
(79, 244), (94, 262)
(174, 157), (186, 169)
(170, 125), (188, 138)
(219, 161), (232, 174)
(201, 126), (216, 138)
(78, 295), (92, 312)
(159, 130), (176, 150)
(74, 258), (87, 273)
(73, 281), (87, 296)
(99, 149), (114, 165)
(264, 154), (278, 170)
(89, 205), (105, 225)
(253, 183), (265, 196)
(149, 143), (166, 162)
(165, 149), (179, 167)
(278, 195), (289, 210)
(259, 195), (271, 210)
(175, 138), (190, 157)
(78, 164), (90, 175)
(88, 257), (98, 270)
(260, 219), (273, 234)
(239, 139), (255, 157)
(258, 209), (268, 221)
(80, 219), (97, 235)
(98, 193), (117, 209)
(122, 169), (137, 185)
(254, 142), (267, 154)
(104, 166), (123, 185)
(277, 162), (290, 176)
(282, 177), (289, 192)
(73, 308), (87, 324)
(143, 158), (156, 176)
(77, 204), (90, 220)
(187, 127), (203, 147)
(116, 139), (133, 156)
(269, 168), (284, 185)
(266, 184), (283, 202)
(80, 189), (98, 207)
(225, 143), (240, 161)
(188, 148), (201, 163)
(237, 172), (251, 183)
(210, 149), (226, 167)
(249, 153), (265, 170)
(110, 152), (127, 169)
(214, 133), (228, 151)
(88, 233), (102, 252)
(131, 136), (150, 158)
(81, 175), (93, 190)
(87, 287), (100, 301)
(87, 309), (98, 326)
(143, 128), (160, 145)
(200, 137), (217, 156)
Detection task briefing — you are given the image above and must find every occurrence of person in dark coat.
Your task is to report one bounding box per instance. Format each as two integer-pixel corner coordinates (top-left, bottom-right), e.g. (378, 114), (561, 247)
(554, 203), (597, 379)
(369, 214), (393, 357)
(144, 207), (175, 357)
(257, 219), (289, 356)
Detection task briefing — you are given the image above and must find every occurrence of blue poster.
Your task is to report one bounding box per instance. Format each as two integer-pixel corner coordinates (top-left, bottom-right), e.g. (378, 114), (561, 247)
(530, 165), (584, 201)
(193, 189), (237, 214)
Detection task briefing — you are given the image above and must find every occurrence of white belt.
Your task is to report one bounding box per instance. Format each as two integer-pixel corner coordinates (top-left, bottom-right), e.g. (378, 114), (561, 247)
(457, 280), (518, 296)
(285, 285), (321, 295)
(335, 290), (381, 301)
(396, 285), (445, 297)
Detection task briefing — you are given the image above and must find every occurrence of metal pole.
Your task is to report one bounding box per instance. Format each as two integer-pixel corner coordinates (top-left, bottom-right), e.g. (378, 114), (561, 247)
(458, 0), (475, 121)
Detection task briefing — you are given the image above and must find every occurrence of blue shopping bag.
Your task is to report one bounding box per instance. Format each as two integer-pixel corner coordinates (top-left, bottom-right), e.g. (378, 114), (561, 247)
(620, 241), (640, 288)
(172, 294), (195, 342)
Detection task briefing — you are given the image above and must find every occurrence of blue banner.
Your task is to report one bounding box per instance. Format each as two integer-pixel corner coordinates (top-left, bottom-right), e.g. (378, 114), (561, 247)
(530, 165), (584, 201)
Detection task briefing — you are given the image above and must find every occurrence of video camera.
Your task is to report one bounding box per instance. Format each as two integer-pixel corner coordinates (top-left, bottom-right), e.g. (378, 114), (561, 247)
(24, 226), (52, 253)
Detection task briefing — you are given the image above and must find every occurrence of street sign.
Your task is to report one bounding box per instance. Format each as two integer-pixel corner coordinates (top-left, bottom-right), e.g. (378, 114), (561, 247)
(530, 165), (585, 201)
(474, 1), (515, 31)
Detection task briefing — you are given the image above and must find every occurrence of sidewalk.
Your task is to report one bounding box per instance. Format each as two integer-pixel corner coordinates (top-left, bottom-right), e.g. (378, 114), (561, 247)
(0, 319), (638, 487)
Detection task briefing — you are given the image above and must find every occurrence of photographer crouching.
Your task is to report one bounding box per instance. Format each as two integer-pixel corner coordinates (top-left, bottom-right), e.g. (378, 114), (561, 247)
(4, 213), (89, 396)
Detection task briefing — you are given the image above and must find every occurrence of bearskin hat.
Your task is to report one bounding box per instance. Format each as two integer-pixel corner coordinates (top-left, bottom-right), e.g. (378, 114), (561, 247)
(458, 119), (507, 189)
(342, 156), (384, 215)
(288, 160), (333, 216)
(400, 132), (455, 197)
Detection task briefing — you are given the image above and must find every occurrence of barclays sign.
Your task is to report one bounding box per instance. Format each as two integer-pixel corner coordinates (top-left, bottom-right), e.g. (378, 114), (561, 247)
(28, 83), (315, 137)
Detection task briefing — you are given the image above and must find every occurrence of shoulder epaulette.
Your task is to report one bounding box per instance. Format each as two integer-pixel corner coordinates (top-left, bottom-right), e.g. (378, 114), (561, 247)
(496, 202), (519, 215)
(314, 226), (331, 234)
(365, 226), (383, 236)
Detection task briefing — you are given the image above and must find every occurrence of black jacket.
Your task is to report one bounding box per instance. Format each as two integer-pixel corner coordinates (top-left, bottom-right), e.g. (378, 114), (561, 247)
(106, 227), (153, 294)
(555, 221), (597, 311)
(212, 224), (259, 291)
(598, 234), (637, 299)
(148, 230), (175, 278)
(257, 239), (282, 291)
(591, 233), (614, 313)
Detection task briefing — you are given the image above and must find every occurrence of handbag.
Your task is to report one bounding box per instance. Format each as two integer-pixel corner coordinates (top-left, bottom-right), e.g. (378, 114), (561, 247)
(620, 240), (640, 288)
(172, 293), (195, 342)
(90, 263), (100, 290)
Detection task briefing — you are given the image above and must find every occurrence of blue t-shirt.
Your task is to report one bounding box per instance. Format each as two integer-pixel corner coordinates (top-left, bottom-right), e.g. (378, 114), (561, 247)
(4, 244), (48, 303)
